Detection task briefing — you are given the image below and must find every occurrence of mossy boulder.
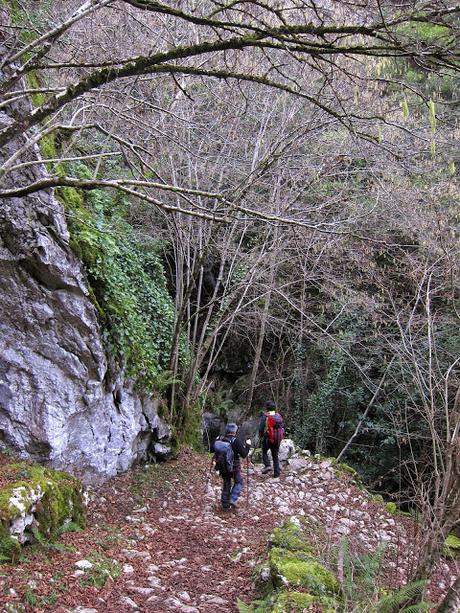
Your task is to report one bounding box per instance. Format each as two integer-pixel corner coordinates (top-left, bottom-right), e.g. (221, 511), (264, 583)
(253, 563), (274, 596)
(385, 502), (398, 515)
(334, 462), (362, 484)
(270, 590), (340, 613)
(443, 534), (460, 558)
(269, 547), (340, 596)
(0, 463), (85, 561)
(243, 516), (342, 612)
(310, 455), (363, 487)
(269, 518), (314, 554)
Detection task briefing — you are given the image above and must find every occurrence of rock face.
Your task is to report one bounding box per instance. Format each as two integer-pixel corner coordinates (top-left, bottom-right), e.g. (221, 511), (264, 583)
(0, 42), (170, 482)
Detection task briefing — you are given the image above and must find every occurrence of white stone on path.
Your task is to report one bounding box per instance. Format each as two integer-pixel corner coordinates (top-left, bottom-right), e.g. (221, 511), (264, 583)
(128, 586), (155, 596)
(165, 597), (199, 612)
(119, 596), (138, 609)
(200, 594), (229, 605)
(121, 549), (151, 560)
(75, 560), (93, 570)
(147, 576), (162, 588)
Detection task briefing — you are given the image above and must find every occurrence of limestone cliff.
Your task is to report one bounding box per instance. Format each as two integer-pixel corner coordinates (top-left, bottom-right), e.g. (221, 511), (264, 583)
(0, 46), (170, 483)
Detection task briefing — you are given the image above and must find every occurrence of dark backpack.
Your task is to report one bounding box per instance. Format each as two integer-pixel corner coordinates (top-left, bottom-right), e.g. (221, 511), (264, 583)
(266, 412), (284, 445)
(214, 437), (235, 475)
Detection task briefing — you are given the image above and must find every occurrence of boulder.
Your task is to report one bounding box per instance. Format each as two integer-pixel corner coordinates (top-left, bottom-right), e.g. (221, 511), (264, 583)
(0, 463), (85, 560)
(278, 439), (296, 463)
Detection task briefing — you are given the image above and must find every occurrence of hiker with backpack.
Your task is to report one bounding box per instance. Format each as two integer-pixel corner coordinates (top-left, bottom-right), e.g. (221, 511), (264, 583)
(259, 400), (285, 478)
(213, 422), (251, 511)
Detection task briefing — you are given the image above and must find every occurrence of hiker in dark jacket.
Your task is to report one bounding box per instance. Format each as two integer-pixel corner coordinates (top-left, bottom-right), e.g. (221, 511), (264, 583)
(213, 422), (250, 511)
(258, 400), (284, 478)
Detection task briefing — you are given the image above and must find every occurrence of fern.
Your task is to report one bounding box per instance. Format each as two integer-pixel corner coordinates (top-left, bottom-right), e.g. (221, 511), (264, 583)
(30, 526), (70, 552)
(341, 537), (386, 604)
(375, 580), (427, 613)
(153, 369), (183, 394)
(31, 526), (47, 545)
(57, 521), (83, 535)
(400, 604), (431, 613)
(236, 597), (270, 613)
(236, 598), (254, 613)
(340, 537), (354, 603)
(355, 543), (386, 596)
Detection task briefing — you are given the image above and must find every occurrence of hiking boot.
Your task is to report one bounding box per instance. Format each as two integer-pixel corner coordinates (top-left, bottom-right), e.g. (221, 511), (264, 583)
(262, 466), (272, 474)
(222, 505), (231, 511)
(229, 500), (238, 509)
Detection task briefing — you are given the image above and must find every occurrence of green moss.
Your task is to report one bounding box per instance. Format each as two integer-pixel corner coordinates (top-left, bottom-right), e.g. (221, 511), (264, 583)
(371, 493), (384, 505)
(445, 534), (460, 549)
(443, 534), (460, 558)
(269, 547), (339, 595)
(180, 403), (203, 450)
(270, 590), (340, 613)
(270, 591), (316, 612)
(270, 519), (314, 554)
(0, 463), (85, 561)
(385, 502), (398, 515)
(79, 553), (121, 588)
(334, 462), (363, 485)
(56, 186), (84, 210)
(397, 21), (451, 43)
(1, 0), (24, 25)
(0, 535), (21, 563)
(26, 71), (45, 107)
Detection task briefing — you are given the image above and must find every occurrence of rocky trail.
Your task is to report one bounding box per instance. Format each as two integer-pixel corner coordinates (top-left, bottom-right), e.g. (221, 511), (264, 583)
(0, 449), (458, 612)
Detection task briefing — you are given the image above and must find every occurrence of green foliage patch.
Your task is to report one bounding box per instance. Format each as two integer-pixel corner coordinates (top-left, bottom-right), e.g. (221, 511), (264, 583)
(0, 463), (85, 562)
(53, 159), (185, 393)
(79, 552), (121, 588)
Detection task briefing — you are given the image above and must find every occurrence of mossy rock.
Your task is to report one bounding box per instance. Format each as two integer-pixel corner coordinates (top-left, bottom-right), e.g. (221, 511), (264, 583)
(0, 535), (21, 563)
(270, 590), (341, 613)
(269, 547), (339, 596)
(0, 463), (85, 561)
(270, 591), (317, 612)
(334, 462), (362, 484)
(251, 448), (263, 464)
(269, 518), (314, 555)
(385, 502), (398, 515)
(310, 455), (363, 487)
(252, 563), (274, 596)
(443, 534), (460, 558)
(371, 493), (384, 505)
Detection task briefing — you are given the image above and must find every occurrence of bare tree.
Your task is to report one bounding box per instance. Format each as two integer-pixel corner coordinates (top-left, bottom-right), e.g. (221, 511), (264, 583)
(1, 0), (460, 220)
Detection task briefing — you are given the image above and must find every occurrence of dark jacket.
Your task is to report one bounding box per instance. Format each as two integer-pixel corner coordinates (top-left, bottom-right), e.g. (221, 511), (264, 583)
(213, 435), (249, 473)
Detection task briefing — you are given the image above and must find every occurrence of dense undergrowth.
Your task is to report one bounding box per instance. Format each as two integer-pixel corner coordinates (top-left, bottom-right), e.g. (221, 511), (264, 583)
(41, 135), (188, 395)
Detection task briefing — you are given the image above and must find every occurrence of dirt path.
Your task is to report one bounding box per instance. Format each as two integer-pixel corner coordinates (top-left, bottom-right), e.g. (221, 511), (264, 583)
(0, 450), (458, 612)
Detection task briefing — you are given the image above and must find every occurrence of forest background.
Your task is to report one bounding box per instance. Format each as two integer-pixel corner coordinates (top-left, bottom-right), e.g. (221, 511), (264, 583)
(0, 0), (459, 589)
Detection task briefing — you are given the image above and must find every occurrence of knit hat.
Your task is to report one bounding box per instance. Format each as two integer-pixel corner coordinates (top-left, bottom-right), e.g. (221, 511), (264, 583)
(265, 400), (276, 410)
(225, 422), (238, 435)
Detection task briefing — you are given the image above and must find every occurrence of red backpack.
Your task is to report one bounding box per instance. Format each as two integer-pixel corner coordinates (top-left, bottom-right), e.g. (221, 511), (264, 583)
(266, 412), (284, 444)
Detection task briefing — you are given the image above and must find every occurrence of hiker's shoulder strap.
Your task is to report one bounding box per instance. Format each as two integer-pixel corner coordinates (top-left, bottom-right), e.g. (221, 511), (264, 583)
(221, 435), (235, 444)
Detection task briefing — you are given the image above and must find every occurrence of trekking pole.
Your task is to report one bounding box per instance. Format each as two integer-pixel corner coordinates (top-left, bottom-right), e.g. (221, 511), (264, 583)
(246, 456), (250, 508)
(204, 454), (214, 494)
